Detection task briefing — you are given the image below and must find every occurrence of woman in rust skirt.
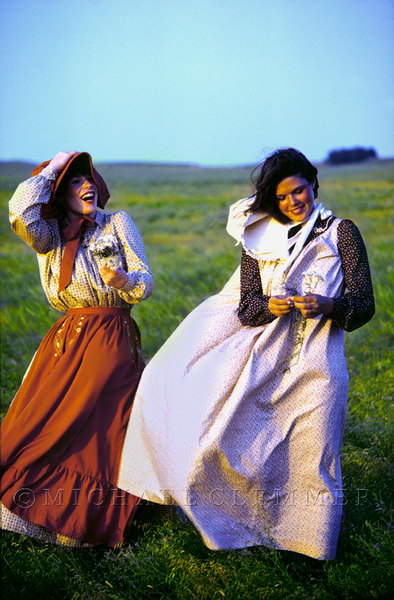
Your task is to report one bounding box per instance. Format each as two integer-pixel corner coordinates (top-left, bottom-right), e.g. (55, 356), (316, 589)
(0, 150), (154, 547)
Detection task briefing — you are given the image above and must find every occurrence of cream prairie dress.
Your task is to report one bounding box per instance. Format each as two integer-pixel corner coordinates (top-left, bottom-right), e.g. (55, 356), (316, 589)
(118, 200), (374, 560)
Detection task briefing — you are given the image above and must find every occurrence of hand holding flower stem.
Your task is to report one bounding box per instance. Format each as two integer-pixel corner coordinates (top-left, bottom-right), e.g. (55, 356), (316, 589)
(99, 266), (128, 289)
(290, 295), (334, 318)
(269, 294), (333, 318)
(90, 233), (126, 287)
(269, 296), (294, 317)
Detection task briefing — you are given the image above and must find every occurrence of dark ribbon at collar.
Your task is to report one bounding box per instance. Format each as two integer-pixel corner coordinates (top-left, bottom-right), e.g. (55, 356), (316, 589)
(58, 216), (94, 293)
(287, 223), (303, 239)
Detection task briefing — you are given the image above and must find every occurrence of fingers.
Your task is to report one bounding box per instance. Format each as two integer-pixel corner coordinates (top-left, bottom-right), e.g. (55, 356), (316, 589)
(48, 151), (78, 174)
(269, 294), (332, 319)
(99, 265), (115, 283)
(298, 307), (317, 318)
(291, 295), (319, 318)
(99, 266), (128, 288)
(269, 296), (294, 317)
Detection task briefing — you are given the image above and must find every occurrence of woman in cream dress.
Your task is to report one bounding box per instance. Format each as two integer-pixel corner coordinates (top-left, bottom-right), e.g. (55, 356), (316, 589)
(118, 148), (374, 560)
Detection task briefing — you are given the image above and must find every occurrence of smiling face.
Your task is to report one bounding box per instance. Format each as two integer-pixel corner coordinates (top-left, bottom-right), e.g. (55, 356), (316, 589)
(63, 172), (98, 221)
(276, 174), (315, 223)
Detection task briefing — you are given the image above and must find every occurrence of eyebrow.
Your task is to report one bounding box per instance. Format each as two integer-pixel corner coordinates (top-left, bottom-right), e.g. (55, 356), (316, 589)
(276, 184), (306, 199)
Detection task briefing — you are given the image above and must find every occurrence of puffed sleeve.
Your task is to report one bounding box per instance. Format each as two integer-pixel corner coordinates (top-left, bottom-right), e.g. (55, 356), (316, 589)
(9, 166), (59, 254)
(331, 219), (375, 331)
(238, 249), (276, 326)
(110, 210), (154, 304)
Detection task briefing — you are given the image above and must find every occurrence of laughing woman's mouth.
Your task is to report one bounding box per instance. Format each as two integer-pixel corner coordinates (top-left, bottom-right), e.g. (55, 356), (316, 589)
(81, 192), (95, 202)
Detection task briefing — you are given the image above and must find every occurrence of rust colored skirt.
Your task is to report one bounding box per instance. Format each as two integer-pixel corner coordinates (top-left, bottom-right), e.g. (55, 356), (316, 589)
(0, 307), (143, 547)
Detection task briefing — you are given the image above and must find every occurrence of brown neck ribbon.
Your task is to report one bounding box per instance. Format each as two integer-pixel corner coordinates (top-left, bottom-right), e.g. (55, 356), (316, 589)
(58, 216), (94, 293)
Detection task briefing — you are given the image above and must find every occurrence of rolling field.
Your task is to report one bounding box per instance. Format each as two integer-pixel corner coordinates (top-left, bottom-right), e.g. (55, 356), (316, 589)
(0, 159), (393, 599)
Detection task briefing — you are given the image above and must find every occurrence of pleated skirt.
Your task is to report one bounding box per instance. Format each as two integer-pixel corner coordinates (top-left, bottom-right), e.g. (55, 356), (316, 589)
(0, 306), (143, 547)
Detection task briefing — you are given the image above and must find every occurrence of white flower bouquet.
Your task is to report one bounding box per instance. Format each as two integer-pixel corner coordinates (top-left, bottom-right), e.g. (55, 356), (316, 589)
(90, 233), (123, 270)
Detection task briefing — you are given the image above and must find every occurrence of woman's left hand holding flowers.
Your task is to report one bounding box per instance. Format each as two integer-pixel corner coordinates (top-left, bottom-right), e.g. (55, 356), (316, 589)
(99, 266), (128, 289)
(290, 294), (334, 318)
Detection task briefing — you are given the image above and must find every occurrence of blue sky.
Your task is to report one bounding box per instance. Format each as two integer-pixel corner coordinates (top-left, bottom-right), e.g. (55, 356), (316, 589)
(0, 0), (393, 166)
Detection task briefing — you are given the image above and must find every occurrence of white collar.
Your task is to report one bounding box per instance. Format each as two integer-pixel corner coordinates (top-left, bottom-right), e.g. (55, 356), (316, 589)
(226, 197), (332, 265)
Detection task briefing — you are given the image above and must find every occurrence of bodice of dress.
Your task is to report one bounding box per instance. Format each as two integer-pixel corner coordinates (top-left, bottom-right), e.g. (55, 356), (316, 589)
(238, 216), (375, 332)
(260, 218), (344, 297)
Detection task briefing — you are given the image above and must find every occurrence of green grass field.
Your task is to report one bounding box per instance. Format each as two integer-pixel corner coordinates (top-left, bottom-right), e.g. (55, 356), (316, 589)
(0, 159), (393, 599)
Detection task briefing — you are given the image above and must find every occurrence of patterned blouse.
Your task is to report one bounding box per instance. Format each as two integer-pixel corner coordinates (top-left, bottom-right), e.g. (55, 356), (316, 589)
(238, 215), (375, 332)
(9, 166), (154, 312)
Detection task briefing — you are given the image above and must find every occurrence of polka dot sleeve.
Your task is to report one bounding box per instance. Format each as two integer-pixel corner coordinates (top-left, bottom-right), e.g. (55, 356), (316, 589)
(9, 167), (58, 254)
(238, 250), (276, 326)
(331, 219), (375, 331)
(110, 210), (154, 305)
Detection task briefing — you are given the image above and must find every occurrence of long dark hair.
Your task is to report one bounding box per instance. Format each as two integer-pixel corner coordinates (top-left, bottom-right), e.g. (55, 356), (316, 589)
(249, 148), (319, 224)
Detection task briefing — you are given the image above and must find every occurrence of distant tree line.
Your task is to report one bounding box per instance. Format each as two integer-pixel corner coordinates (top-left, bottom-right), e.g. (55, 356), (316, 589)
(327, 147), (377, 164)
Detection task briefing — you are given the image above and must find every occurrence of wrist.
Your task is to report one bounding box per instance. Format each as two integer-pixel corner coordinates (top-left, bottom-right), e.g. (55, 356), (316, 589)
(40, 165), (58, 181)
(322, 297), (334, 315)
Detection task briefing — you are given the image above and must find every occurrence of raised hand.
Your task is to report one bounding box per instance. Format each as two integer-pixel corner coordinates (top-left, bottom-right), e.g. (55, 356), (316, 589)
(48, 151), (78, 174)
